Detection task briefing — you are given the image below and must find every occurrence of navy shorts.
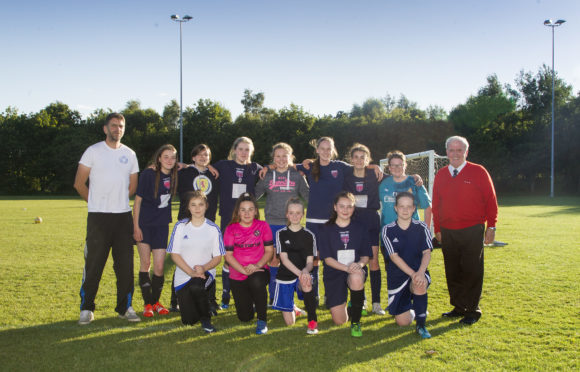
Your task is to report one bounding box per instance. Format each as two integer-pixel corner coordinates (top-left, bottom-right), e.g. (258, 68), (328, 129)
(323, 269), (366, 309)
(387, 272), (431, 316)
(271, 279), (297, 312)
(141, 225), (169, 250)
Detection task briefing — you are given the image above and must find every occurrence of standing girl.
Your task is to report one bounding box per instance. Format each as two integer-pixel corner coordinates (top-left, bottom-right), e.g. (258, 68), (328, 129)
(318, 192), (371, 337)
(133, 144), (178, 317)
(214, 137), (263, 309)
(272, 198), (318, 334)
(343, 143), (384, 315)
(255, 143), (309, 304)
(171, 144), (219, 313)
(167, 191), (225, 333)
(379, 150), (431, 228)
(224, 193), (274, 335)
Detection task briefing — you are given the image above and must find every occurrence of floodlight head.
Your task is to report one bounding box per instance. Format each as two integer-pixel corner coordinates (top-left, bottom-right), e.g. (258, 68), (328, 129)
(183, 15), (193, 21)
(555, 19), (566, 25)
(544, 19), (552, 26)
(171, 14), (179, 20)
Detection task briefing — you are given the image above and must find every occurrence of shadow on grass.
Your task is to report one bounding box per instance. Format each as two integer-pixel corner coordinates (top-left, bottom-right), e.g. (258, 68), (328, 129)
(0, 306), (462, 371)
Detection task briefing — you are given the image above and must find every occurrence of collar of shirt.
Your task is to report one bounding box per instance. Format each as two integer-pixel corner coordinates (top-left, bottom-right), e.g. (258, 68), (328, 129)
(448, 161), (467, 176)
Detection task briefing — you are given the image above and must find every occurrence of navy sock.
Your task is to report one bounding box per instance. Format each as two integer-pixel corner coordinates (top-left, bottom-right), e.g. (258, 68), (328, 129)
(312, 265), (319, 305)
(151, 274), (164, 304)
(350, 289), (365, 324)
(268, 266), (278, 304)
(413, 293), (428, 327)
(221, 267), (230, 304)
(139, 271), (152, 305)
(370, 269), (381, 304)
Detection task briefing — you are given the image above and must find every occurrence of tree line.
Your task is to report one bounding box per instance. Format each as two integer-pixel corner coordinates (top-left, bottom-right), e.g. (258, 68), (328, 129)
(1, 65), (578, 195)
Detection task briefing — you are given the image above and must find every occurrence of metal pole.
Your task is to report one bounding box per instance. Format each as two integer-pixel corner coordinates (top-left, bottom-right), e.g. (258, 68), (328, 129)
(550, 26), (555, 198)
(179, 21), (184, 163)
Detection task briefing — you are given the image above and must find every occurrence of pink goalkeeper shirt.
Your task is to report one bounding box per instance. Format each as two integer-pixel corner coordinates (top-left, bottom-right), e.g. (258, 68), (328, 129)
(223, 219), (273, 281)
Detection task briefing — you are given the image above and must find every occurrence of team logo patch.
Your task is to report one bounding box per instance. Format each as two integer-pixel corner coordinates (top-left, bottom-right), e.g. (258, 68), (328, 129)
(163, 177), (171, 190)
(331, 170), (338, 178)
(236, 169), (244, 179)
(340, 231), (350, 247)
(193, 175), (212, 195)
(119, 155), (129, 164)
(355, 182), (364, 192)
(254, 230), (261, 237)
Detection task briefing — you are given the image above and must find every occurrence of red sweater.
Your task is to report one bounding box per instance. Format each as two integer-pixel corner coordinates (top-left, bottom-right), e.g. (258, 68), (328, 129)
(432, 162), (498, 233)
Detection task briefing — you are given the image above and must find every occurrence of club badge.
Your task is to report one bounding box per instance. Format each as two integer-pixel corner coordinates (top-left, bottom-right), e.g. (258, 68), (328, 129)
(331, 170), (338, 178)
(193, 175), (212, 195)
(340, 231), (350, 249)
(355, 182), (364, 192)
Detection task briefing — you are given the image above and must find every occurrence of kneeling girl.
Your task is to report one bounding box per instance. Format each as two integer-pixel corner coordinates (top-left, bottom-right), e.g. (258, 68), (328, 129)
(272, 197), (318, 334)
(167, 191), (225, 333)
(318, 191), (371, 337)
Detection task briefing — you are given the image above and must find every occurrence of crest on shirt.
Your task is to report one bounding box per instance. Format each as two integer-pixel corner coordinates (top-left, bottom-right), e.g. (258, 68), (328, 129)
(340, 231), (350, 248)
(193, 175), (212, 195)
(355, 182), (364, 192)
(235, 168), (244, 182)
(163, 177), (171, 190)
(331, 170), (338, 178)
(254, 230), (261, 237)
(119, 155), (128, 164)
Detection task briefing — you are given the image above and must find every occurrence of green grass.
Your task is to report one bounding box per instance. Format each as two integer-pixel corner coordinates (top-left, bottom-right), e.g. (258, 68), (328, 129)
(0, 196), (578, 371)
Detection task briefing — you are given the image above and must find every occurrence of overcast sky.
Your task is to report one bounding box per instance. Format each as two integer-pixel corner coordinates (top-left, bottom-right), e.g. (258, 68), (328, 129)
(1, 0), (578, 119)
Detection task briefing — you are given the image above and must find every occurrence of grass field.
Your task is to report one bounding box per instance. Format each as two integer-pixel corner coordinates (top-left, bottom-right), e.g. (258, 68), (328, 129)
(0, 196), (578, 371)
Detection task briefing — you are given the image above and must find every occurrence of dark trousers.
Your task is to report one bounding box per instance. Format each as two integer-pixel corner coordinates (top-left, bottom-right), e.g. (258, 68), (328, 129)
(80, 212), (134, 315)
(441, 224), (484, 318)
(177, 277), (212, 325)
(230, 271), (269, 322)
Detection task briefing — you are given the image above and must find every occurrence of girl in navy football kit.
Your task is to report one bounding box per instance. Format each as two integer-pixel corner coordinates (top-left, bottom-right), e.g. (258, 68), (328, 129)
(343, 143), (384, 316)
(381, 191), (433, 339)
(255, 143), (310, 305)
(271, 198), (318, 334)
(213, 137), (263, 309)
(318, 192), (371, 337)
(167, 191), (225, 333)
(133, 144), (178, 317)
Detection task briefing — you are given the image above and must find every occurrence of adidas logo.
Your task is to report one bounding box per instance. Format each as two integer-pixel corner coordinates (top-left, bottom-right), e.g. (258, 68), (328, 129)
(285, 240), (291, 245)
(392, 237), (399, 243)
(183, 235), (189, 240)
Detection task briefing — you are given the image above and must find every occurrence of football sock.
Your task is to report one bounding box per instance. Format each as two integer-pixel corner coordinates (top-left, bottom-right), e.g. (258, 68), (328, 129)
(303, 290), (317, 322)
(350, 289), (365, 324)
(413, 293), (428, 328)
(151, 274), (165, 304)
(268, 266), (278, 304)
(221, 266), (230, 304)
(139, 271), (152, 305)
(370, 269), (381, 304)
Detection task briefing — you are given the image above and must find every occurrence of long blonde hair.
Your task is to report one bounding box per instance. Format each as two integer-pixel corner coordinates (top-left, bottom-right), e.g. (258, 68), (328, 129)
(228, 137), (255, 162)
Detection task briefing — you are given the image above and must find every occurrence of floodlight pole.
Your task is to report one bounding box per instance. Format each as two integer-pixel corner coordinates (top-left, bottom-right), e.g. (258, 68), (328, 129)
(171, 14), (192, 162)
(544, 19), (565, 198)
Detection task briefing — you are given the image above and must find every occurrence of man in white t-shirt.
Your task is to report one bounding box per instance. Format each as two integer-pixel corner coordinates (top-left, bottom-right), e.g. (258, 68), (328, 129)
(74, 113), (140, 325)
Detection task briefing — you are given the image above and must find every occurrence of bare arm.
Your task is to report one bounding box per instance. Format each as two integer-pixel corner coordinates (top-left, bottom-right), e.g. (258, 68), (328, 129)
(225, 251), (249, 276)
(73, 164), (91, 202)
(279, 252), (303, 278)
(323, 257), (349, 272)
(129, 173), (138, 197)
(246, 244), (274, 274)
(133, 195), (143, 242)
(411, 174), (424, 187)
(423, 206), (432, 227)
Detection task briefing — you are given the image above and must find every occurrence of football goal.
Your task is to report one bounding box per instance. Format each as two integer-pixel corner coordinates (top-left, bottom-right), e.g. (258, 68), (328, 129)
(379, 150), (449, 198)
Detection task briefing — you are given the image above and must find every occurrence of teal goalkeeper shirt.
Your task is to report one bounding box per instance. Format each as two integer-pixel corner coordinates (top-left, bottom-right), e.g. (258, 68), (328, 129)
(378, 176), (431, 226)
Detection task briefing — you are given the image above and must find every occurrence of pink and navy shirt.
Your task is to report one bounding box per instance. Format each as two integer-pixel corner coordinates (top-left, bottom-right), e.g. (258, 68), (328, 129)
(224, 219), (273, 281)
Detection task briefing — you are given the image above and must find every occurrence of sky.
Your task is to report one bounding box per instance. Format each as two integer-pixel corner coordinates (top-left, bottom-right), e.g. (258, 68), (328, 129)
(1, 0), (578, 120)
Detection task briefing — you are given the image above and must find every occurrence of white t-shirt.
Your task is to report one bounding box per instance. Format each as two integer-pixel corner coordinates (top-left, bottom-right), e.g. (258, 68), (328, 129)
(167, 219), (225, 288)
(79, 141), (139, 213)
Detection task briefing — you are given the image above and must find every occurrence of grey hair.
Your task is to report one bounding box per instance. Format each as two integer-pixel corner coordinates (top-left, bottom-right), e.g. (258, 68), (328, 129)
(445, 136), (469, 151)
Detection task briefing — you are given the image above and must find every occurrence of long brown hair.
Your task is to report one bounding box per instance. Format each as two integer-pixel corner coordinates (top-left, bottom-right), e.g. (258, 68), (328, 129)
(182, 191), (208, 220)
(326, 191), (355, 225)
(229, 192), (261, 225)
(151, 144), (178, 198)
(345, 143), (372, 165)
(310, 137), (338, 182)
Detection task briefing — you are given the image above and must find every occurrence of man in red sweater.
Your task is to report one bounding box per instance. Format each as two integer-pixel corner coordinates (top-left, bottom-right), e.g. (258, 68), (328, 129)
(433, 136), (497, 325)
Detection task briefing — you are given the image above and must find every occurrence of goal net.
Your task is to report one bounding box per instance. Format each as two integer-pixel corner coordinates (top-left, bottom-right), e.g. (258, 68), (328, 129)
(379, 150), (448, 198)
